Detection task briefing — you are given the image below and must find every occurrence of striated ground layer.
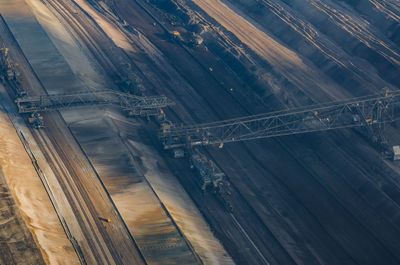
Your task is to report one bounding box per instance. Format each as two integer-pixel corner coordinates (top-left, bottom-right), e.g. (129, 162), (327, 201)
(0, 92), (78, 265)
(1, 0), (232, 263)
(1, 0), (400, 264)
(99, 0), (400, 264)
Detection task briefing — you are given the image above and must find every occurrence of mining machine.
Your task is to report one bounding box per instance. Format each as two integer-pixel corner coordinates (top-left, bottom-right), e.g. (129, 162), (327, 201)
(160, 89), (400, 152)
(15, 90), (174, 128)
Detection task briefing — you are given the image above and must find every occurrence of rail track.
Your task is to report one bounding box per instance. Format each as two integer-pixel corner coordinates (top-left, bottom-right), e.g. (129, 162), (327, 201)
(0, 6), (148, 264)
(21, 0), (400, 264)
(281, 134), (400, 258)
(61, 1), (282, 262)
(38, 1), (203, 264)
(104, 1), (300, 264)
(101, 1), (400, 264)
(44, 0), (119, 79)
(116, 2), (336, 263)
(32, 127), (112, 264)
(65, 0), (327, 263)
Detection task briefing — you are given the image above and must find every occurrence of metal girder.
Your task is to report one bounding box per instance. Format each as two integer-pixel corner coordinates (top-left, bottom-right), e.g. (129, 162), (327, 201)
(15, 90), (175, 116)
(160, 90), (400, 149)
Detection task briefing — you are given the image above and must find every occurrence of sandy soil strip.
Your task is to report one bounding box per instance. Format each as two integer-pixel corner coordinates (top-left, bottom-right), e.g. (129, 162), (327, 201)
(0, 86), (79, 265)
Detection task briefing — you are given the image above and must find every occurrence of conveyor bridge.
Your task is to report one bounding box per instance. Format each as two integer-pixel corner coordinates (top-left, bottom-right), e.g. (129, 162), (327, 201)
(160, 90), (400, 149)
(16, 90), (175, 116)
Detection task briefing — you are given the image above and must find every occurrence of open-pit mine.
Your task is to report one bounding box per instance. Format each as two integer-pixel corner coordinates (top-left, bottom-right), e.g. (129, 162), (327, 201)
(0, 0), (400, 264)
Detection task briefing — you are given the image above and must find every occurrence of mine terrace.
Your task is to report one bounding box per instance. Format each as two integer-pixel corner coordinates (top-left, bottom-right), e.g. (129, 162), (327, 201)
(0, 0), (400, 265)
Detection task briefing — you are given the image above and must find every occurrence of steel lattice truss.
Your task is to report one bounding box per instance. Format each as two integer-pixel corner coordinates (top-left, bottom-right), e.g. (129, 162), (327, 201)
(16, 90), (175, 116)
(160, 90), (400, 149)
